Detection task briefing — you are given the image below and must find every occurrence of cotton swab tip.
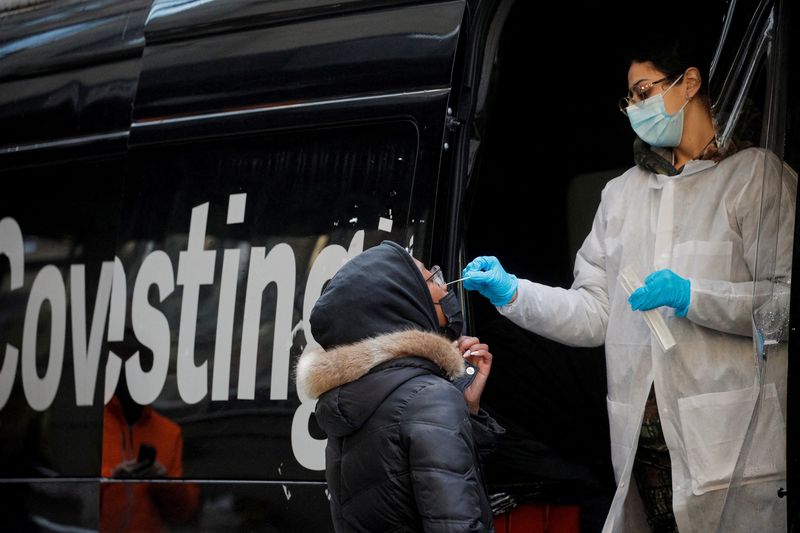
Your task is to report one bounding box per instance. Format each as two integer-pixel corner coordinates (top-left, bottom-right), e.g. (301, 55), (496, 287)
(445, 275), (471, 286)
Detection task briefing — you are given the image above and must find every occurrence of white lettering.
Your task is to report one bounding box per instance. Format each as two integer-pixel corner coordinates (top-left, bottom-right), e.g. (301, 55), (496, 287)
(103, 258), (127, 404)
(227, 193), (246, 224)
(22, 266), (66, 411)
(239, 244), (295, 400)
(176, 203), (216, 404)
(104, 353), (122, 405)
(211, 248), (241, 401)
(1, 198), (386, 474)
(291, 386), (326, 471)
(0, 217), (24, 409)
(211, 196), (247, 401)
(128, 251), (174, 405)
(107, 257), (127, 343)
(70, 262), (113, 406)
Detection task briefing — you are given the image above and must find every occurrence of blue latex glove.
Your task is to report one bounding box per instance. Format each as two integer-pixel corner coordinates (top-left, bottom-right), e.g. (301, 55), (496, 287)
(462, 256), (518, 307)
(628, 269), (691, 317)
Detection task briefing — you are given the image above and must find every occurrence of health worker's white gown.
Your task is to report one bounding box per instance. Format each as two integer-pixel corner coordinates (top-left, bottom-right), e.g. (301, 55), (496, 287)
(500, 147), (795, 533)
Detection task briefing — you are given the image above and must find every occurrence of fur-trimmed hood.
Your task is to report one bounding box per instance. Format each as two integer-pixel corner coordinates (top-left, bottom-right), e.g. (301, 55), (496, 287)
(299, 241), (465, 439)
(296, 329), (465, 400)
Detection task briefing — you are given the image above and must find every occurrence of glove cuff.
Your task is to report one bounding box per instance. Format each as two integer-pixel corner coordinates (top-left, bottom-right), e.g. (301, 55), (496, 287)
(675, 278), (691, 317)
(490, 274), (518, 307)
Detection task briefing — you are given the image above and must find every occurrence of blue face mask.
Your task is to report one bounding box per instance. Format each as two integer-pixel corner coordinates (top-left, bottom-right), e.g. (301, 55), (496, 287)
(626, 75), (688, 148)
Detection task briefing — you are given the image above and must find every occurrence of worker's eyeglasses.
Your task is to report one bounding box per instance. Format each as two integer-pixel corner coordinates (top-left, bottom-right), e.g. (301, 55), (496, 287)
(425, 265), (446, 288)
(618, 76), (669, 114)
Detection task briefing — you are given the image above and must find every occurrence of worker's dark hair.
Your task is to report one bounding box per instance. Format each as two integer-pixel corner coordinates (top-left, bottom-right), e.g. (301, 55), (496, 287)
(624, 22), (758, 161)
(625, 35), (713, 104)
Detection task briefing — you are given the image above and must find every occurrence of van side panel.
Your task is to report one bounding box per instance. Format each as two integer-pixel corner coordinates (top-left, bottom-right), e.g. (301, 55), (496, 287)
(0, 0), (150, 150)
(0, 0), (465, 530)
(133, 1), (464, 120)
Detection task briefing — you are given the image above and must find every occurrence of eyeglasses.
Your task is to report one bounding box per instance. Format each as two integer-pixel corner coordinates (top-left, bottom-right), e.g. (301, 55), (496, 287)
(425, 265), (446, 288)
(618, 76), (669, 114)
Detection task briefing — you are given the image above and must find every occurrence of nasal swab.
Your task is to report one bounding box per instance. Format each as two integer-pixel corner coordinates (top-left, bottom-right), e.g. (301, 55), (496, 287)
(445, 275), (471, 286)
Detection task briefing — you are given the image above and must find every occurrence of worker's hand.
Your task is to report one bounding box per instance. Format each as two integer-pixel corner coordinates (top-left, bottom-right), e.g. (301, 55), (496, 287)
(457, 336), (492, 415)
(134, 460), (168, 479)
(628, 269), (691, 317)
(111, 459), (168, 479)
(462, 256), (518, 306)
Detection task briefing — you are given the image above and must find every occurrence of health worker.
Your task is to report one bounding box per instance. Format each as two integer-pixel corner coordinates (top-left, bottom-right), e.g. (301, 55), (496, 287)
(463, 39), (795, 533)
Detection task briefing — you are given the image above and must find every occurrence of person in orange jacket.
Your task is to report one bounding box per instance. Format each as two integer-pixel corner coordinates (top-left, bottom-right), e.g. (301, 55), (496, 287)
(101, 335), (200, 532)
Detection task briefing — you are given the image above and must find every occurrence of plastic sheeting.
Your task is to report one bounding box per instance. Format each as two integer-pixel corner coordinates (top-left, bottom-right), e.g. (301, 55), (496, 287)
(709, 0), (793, 530)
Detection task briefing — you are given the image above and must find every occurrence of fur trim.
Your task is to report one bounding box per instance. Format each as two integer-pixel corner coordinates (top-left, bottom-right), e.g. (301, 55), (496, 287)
(295, 330), (464, 399)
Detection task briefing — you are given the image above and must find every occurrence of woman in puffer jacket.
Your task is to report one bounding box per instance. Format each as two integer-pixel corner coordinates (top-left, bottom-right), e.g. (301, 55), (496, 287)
(295, 240), (503, 532)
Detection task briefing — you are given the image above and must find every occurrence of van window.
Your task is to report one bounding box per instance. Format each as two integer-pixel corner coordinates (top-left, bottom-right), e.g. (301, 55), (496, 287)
(113, 120), (420, 480)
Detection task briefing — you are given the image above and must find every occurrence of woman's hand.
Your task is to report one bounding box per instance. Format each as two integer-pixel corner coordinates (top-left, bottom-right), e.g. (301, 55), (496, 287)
(457, 336), (493, 415)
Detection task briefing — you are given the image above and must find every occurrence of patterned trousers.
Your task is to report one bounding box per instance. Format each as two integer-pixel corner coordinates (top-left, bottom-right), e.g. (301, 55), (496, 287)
(633, 386), (680, 533)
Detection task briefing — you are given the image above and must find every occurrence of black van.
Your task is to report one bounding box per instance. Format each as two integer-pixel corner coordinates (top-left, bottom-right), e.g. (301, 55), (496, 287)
(0, 0), (797, 531)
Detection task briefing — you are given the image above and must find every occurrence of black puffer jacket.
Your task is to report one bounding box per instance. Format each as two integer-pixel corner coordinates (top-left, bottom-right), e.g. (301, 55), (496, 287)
(296, 241), (497, 532)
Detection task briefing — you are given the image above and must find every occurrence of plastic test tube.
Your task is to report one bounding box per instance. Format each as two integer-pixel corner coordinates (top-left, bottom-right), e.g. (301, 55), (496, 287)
(618, 265), (677, 353)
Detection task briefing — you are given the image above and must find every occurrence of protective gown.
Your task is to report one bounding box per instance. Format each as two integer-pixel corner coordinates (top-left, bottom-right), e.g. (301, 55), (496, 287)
(499, 147), (795, 532)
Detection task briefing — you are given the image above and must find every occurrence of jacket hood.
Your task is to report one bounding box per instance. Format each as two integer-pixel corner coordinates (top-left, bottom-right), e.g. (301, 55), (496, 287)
(297, 329), (465, 437)
(309, 240), (439, 350)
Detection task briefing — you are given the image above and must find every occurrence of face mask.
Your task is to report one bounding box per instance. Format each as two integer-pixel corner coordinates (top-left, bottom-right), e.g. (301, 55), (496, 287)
(626, 75), (688, 148)
(436, 291), (463, 341)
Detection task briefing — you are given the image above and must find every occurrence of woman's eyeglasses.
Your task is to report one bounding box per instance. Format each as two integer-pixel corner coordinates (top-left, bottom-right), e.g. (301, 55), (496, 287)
(426, 265), (471, 287)
(618, 76), (669, 114)
(425, 265), (446, 287)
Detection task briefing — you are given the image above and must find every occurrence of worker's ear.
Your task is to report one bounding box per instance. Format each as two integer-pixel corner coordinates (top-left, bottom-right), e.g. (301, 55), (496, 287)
(684, 67), (702, 100)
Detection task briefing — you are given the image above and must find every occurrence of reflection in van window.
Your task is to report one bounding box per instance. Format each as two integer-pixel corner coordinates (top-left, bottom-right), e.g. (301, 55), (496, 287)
(117, 121), (421, 491)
